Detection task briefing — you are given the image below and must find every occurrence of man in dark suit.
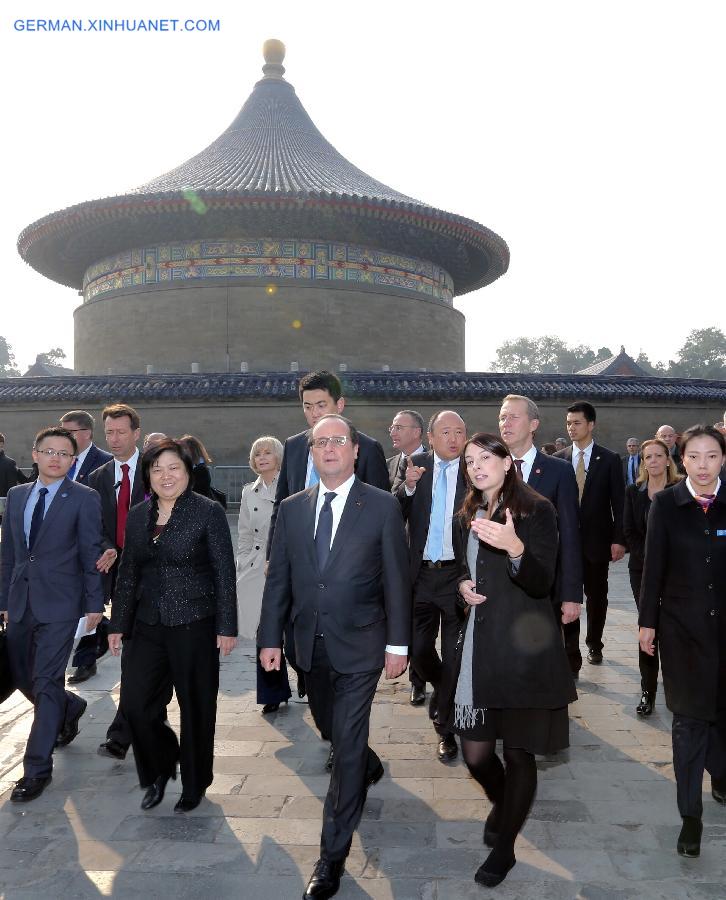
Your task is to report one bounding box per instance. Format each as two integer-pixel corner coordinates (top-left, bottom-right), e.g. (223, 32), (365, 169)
(622, 437), (641, 486)
(0, 432), (26, 498)
(89, 403), (147, 759)
(260, 414), (410, 899)
(396, 410), (467, 762)
(656, 424), (685, 474)
(498, 394), (584, 673)
(60, 410), (113, 683)
(386, 409), (425, 493)
(555, 401), (626, 665)
(0, 426), (104, 802)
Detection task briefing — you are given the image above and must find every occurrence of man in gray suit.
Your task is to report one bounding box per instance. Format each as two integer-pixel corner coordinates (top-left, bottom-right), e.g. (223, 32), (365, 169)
(260, 414), (411, 899)
(0, 426), (104, 802)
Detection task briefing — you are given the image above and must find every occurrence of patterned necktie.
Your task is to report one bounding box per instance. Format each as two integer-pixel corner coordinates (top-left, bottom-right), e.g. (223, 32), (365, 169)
(28, 487), (49, 550)
(694, 492), (716, 514)
(116, 463), (131, 548)
(426, 461), (451, 562)
(315, 491), (337, 570)
(514, 459), (524, 479)
(575, 450), (586, 502)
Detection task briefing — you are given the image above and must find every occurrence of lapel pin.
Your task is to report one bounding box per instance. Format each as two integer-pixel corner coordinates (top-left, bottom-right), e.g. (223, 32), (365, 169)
(61, 493), (68, 498)
(534, 468), (541, 475)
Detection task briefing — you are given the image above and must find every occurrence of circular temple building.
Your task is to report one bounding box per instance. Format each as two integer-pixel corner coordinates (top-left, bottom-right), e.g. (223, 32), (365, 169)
(17, 40), (509, 376)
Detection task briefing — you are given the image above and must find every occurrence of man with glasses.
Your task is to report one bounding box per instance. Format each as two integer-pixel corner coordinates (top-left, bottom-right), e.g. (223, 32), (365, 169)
(260, 414), (410, 899)
(387, 410), (425, 492)
(0, 426), (104, 802)
(59, 411), (113, 684)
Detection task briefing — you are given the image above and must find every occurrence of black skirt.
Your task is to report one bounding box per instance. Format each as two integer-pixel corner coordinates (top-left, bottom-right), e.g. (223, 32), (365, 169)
(452, 705), (570, 755)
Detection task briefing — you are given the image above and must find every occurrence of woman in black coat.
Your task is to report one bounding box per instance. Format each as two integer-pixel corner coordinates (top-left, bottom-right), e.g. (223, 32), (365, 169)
(447, 433), (576, 888)
(623, 438), (681, 716)
(639, 424), (726, 858)
(109, 439), (237, 813)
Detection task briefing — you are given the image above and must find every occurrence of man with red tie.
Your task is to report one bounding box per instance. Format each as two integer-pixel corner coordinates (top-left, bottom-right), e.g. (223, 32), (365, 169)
(88, 403), (148, 759)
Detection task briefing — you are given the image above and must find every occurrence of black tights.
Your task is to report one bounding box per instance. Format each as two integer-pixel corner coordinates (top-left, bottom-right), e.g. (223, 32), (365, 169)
(461, 738), (537, 857)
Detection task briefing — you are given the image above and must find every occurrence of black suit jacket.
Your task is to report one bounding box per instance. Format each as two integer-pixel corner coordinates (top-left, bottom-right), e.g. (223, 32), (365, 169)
(88, 457), (146, 598)
(76, 443), (113, 486)
(526, 450), (583, 604)
(395, 451), (467, 582)
(0, 451), (22, 496)
(555, 444), (625, 562)
(259, 478), (411, 674)
(267, 428), (390, 557)
(110, 490), (237, 637)
(639, 479), (726, 720)
(622, 482), (651, 572)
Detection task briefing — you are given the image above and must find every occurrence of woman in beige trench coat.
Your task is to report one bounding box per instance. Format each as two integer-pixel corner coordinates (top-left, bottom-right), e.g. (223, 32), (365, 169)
(236, 436), (291, 713)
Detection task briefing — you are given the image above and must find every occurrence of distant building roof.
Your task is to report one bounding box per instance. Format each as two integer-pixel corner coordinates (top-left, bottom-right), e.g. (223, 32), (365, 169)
(17, 40), (508, 297)
(576, 346), (649, 377)
(22, 357), (75, 378)
(0, 371), (723, 405)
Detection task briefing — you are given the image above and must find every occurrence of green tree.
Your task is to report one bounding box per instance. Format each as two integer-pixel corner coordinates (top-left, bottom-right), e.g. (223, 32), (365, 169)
(36, 347), (67, 367)
(668, 327), (726, 380)
(0, 336), (20, 377)
(635, 350), (667, 376)
(491, 336), (606, 374)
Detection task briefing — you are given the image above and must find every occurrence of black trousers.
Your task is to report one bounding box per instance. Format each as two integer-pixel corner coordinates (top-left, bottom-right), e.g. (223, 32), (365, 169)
(559, 611), (583, 674)
(107, 635), (172, 749)
(583, 558), (610, 652)
(672, 711), (726, 818)
(256, 650), (292, 705)
(8, 607), (83, 778)
(629, 569), (659, 696)
(123, 617), (219, 799)
(305, 636), (381, 861)
(410, 564), (461, 733)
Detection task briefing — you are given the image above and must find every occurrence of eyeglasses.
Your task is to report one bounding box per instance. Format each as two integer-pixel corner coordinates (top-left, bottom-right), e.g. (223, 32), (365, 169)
(388, 424), (417, 433)
(311, 436), (350, 449)
(63, 427), (90, 434)
(35, 448), (74, 459)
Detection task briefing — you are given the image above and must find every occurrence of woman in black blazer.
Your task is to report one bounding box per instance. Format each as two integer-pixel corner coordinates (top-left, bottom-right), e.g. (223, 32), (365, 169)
(109, 439), (237, 813)
(639, 424), (726, 858)
(623, 438), (681, 716)
(445, 433), (576, 888)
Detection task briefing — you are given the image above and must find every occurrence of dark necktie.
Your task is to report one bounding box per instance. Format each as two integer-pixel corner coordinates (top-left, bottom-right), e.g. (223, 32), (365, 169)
(315, 491), (337, 571)
(630, 456), (637, 485)
(28, 487), (49, 550)
(116, 463), (131, 548)
(68, 459), (78, 480)
(514, 459), (524, 479)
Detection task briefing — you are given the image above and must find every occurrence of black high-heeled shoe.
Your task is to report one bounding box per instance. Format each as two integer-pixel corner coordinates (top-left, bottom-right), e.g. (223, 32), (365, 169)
(141, 770), (176, 810)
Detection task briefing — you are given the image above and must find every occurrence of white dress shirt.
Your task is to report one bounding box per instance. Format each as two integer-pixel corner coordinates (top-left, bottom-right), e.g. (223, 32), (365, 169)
(114, 448), (139, 496)
(315, 474), (407, 656)
(305, 450), (317, 489)
(685, 476), (721, 499)
(71, 443), (93, 481)
(570, 441), (594, 474)
(513, 444), (538, 483)
(423, 453), (460, 562)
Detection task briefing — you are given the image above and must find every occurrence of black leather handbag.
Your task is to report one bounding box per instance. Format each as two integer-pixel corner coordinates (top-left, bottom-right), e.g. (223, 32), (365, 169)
(0, 617), (15, 704)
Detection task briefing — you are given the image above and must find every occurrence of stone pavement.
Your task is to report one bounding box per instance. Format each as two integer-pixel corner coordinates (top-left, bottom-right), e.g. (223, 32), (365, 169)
(1, 559), (725, 899)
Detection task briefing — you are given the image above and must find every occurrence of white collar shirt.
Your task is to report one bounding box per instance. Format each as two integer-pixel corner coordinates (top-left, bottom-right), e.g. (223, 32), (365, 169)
(71, 444), (93, 480)
(685, 476), (721, 500)
(314, 473), (356, 546)
(513, 444), (538, 483)
(571, 441), (594, 474)
(114, 448), (140, 496)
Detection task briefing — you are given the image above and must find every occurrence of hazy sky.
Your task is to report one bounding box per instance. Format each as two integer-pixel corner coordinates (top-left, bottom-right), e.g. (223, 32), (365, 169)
(2, 0), (724, 373)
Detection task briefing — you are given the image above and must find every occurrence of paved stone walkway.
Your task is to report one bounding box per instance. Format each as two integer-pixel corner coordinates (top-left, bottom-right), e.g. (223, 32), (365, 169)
(1, 559), (725, 899)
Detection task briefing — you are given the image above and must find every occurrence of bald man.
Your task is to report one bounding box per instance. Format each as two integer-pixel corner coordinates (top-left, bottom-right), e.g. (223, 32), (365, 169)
(655, 425), (685, 474)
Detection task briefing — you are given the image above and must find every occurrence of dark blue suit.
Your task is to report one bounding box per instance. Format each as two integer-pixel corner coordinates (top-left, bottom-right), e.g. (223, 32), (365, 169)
(74, 443), (113, 487)
(0, 478), (103, 778)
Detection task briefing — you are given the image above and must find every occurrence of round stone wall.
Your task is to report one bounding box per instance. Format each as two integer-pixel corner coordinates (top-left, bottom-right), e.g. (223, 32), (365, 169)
(73, 281), (465, 374)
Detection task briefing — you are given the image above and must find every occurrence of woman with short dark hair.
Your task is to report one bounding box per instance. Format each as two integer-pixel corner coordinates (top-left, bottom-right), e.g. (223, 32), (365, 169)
(445, 432), (576, 887)
(639, 424), (726, 857)
(109, 438), (237, 813)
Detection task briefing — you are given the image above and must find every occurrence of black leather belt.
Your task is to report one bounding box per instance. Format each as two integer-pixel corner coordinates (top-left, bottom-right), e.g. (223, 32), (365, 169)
(421, 559), (457, 569)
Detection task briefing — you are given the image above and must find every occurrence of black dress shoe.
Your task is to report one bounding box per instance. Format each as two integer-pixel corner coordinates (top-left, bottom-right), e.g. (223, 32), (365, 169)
(437, 734), (458, 763)
(303, 857), (345, 898)
(712, 780), (726, 805)
(56, 698), (88, 747)
(261, 701), (287, 715)
(474, 849), (516, 887)
(483, 808), (500, 847)
(428, 688), (439, 721)
(67, 662), (97, 684)
(587, 649), (603, 665)
(325, 746), (334, 772)
(297, 674), (307, 699)
(677, 816), (702, 857)
(141, 771), (176, 810)
(97, 739), (128, 760)
(10, 775), (52, 803)
(636, 690), (654, 717)
(174, 793), (204, 813)
(409, 684), (426, 706)
(366, 761), (384, 790)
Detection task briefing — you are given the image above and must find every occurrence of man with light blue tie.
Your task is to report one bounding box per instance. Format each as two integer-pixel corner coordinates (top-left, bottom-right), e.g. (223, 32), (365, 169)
(396, 410), (467, 762)
(0, 426), (104, 803)
(623, 437), (641, 486)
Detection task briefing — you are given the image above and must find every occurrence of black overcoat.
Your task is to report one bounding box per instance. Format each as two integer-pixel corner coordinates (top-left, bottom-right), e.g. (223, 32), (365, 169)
(442, 496), (577, 721)
(639, 479), (726, 721)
